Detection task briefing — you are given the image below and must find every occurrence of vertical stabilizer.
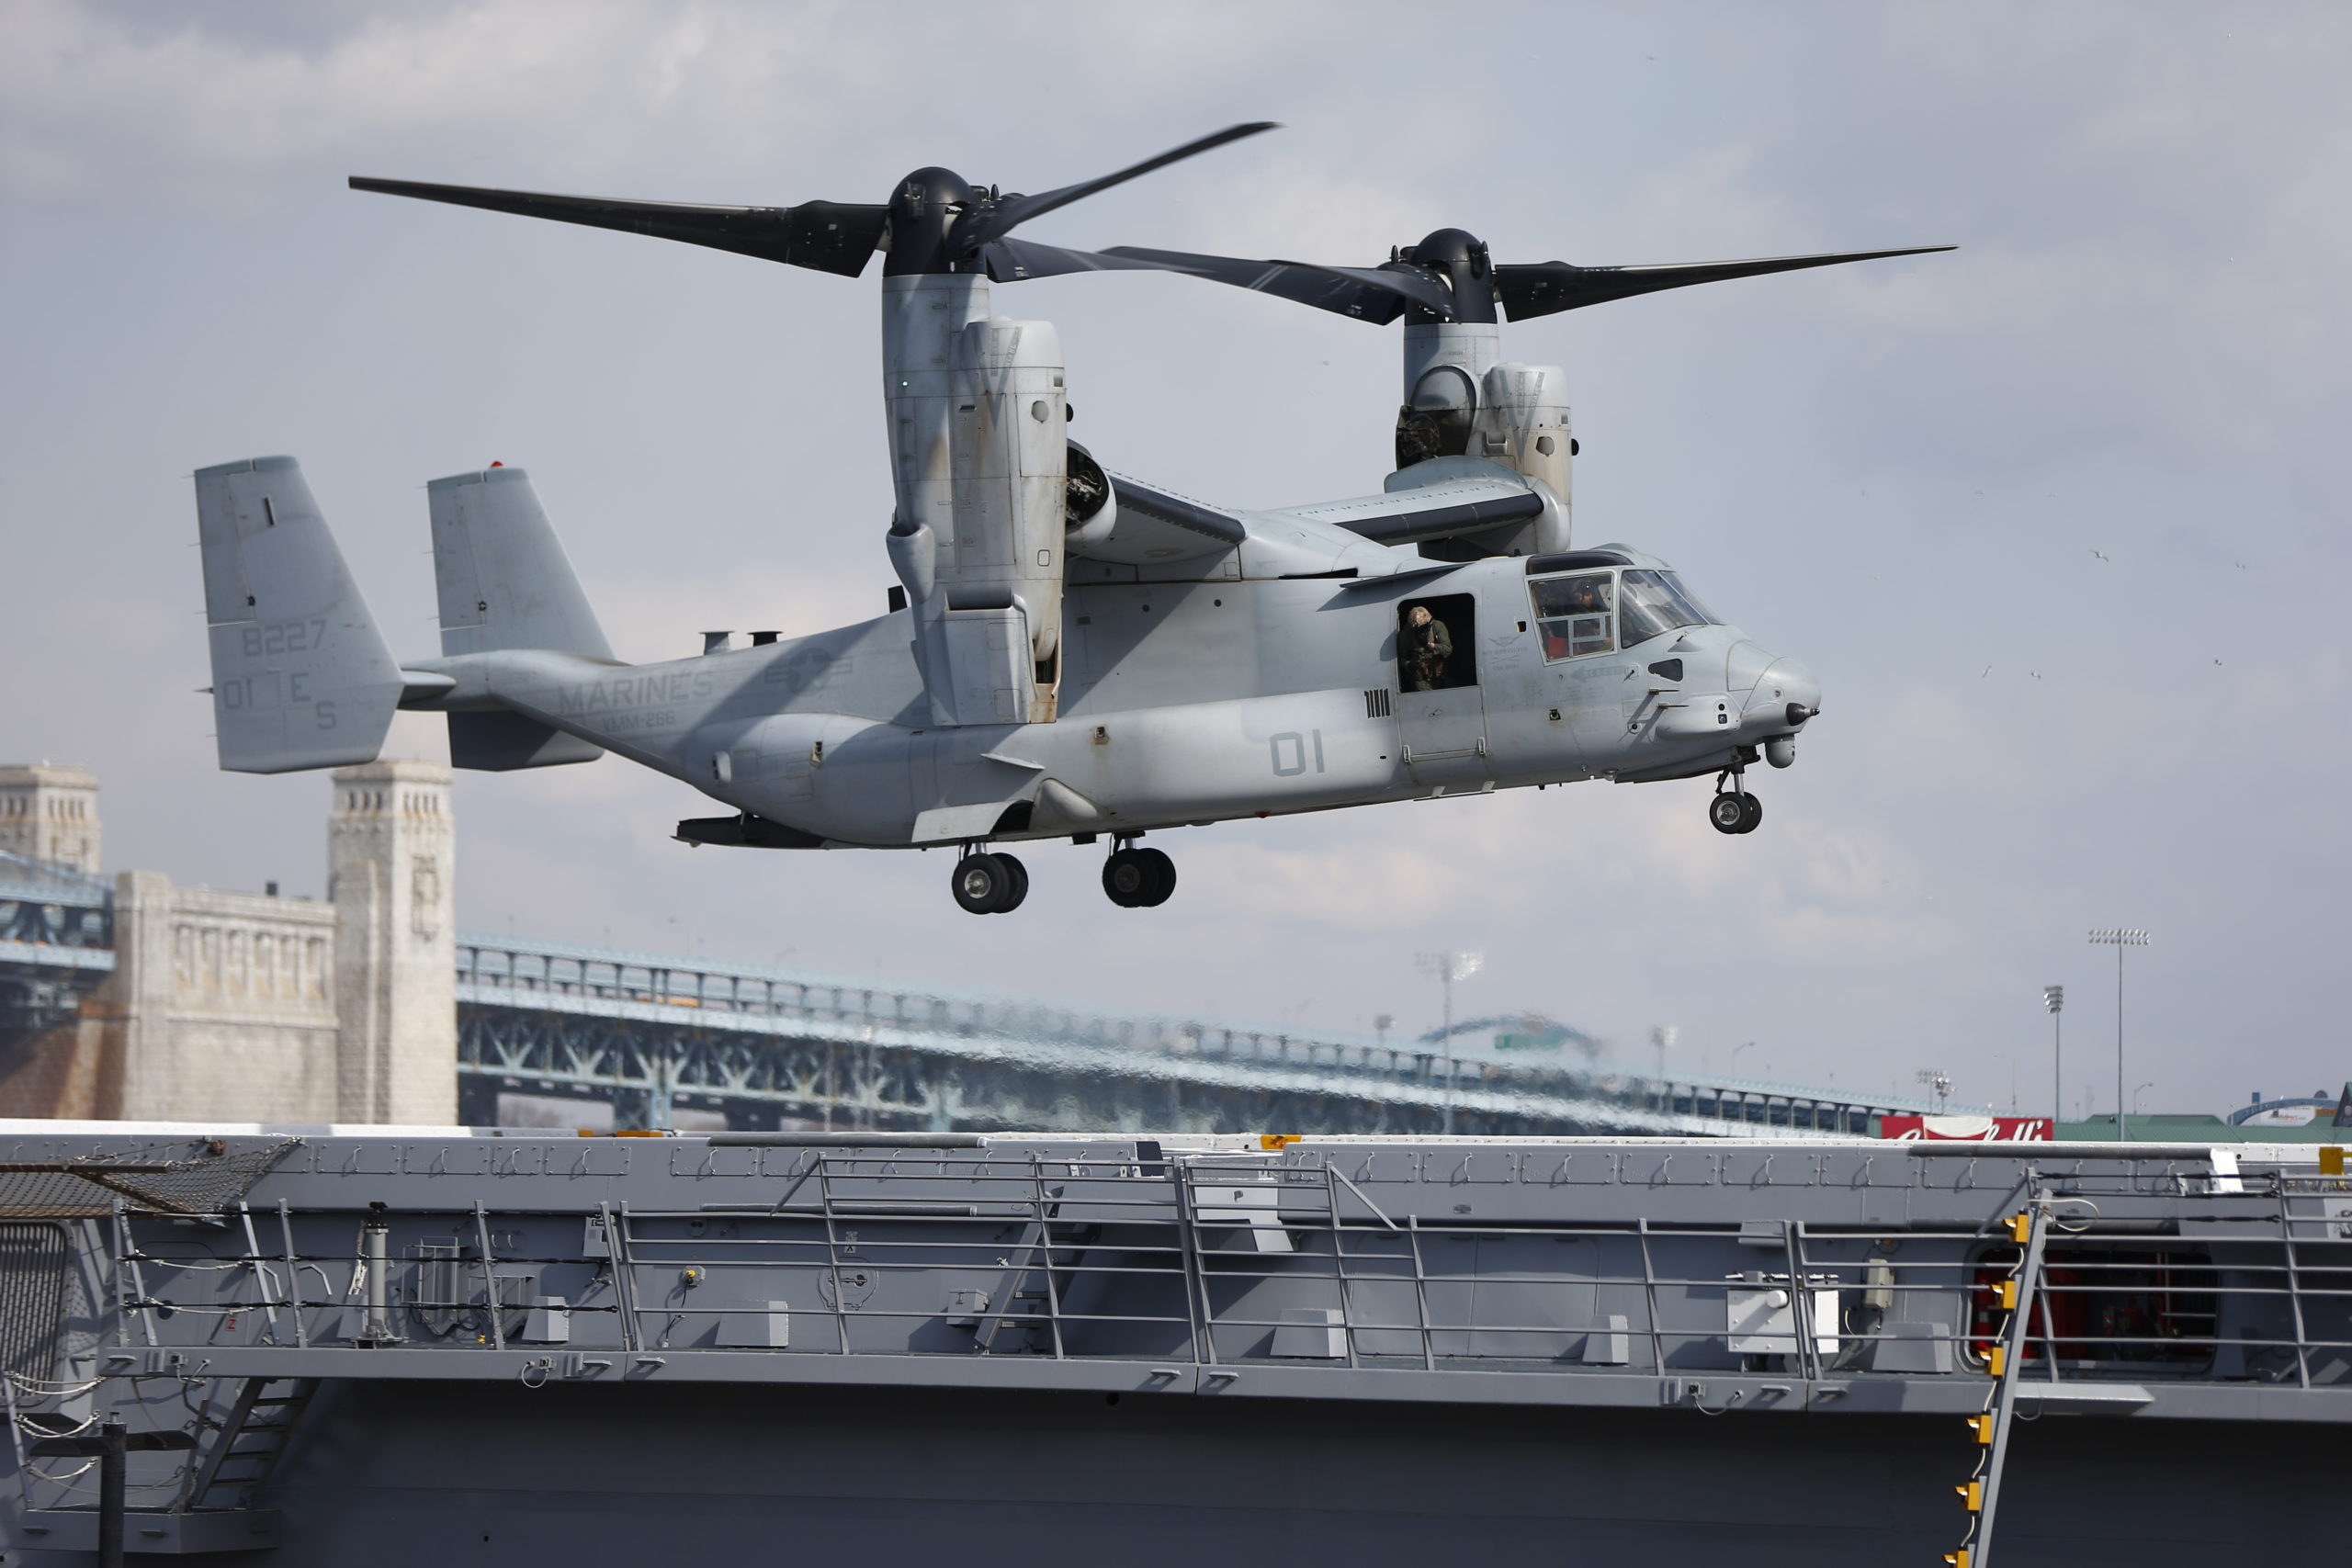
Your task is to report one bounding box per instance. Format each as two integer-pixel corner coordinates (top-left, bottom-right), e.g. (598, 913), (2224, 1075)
(427, 466), (610, 771)
(194, 457), (404, 773)
(428, 467), (614, 660)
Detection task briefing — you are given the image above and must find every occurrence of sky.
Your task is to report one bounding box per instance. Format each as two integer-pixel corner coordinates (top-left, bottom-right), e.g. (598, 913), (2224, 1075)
(5, 0), (2348, 1121)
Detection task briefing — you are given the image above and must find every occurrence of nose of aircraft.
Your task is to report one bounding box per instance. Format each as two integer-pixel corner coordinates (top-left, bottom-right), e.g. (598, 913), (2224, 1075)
(1745, 656), (1822, 731)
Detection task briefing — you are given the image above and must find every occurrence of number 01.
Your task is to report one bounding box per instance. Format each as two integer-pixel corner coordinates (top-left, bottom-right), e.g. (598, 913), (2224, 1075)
(1269, 730), (1326, 776)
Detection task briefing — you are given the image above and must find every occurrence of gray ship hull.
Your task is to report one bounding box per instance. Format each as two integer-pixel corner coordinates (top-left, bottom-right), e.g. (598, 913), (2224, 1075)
(243, 1378), (2321, 1565)
(0, 1123), (2341, 1565)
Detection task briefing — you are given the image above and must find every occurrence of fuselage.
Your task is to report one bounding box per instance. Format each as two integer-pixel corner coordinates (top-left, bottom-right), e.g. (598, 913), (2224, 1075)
(413, 546), (1819, 849)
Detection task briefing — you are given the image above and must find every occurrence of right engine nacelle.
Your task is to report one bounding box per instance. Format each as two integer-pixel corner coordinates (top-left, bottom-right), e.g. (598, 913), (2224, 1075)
(1395, 356), (1574, 559)
(1470, 361), (1572, 503)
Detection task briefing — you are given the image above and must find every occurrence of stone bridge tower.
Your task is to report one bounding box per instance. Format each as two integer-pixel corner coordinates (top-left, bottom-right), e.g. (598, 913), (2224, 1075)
(0, 765), (101, 874)
(329, 761), (457, 1125)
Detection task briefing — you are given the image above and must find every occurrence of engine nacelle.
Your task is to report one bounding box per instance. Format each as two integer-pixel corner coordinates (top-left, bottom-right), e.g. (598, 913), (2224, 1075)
(1064, 441), (1116, 550)
(1395, 350), (1573, 559)
(948, 316), (1068, 677)
(1470, 362), (1571, 503)
(884, 297), (1070, 727)
(1393, 306), (1574, 558)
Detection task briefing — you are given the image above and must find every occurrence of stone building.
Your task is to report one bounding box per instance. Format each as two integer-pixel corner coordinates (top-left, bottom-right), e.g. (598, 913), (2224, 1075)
(327, 761), (457, 1124)
(0, 761), (457, 1124)
(0, 765), (101, 876)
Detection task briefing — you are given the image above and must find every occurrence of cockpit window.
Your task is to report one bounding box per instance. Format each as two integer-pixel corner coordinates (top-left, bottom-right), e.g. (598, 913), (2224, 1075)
(1616, 570), (1716, 648)
(1529, 571), (1614, 661)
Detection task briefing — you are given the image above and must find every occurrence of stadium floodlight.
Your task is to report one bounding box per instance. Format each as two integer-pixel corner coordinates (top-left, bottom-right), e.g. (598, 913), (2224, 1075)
(1416, 951), (1483, 1134)
(2087, 930), (2151, 1142)
(2042, 985), (2064, 1126)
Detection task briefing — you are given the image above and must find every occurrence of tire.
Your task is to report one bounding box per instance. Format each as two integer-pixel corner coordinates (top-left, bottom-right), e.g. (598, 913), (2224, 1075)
(994, 853), (1029, 912)
(1709, 794), (1747, 834)
(952, 854), (1008, 914)
(1136, 848), (1176, 907)
(1102, 849), (1150, 908)
(1736, 794), (1763, 834)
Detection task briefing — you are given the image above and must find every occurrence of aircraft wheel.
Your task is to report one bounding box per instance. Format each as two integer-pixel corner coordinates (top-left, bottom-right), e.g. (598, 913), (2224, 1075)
(1736, 794), (1763, 834)
(994, 852), (1030, 912)
(1136, 848), (1177, 907)
(1708, 794), (1748, 835)
(953, 853), (1014, 915)
(1102, 848), (1152, 908)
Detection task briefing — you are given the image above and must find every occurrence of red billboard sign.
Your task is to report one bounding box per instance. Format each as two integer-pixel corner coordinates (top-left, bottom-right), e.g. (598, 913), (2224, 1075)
(1878, 1114), (2054, 1142)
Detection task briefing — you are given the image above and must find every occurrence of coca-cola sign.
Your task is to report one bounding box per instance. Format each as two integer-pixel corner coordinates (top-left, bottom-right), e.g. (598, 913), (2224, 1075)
(1879, 1114), (2054, 1141)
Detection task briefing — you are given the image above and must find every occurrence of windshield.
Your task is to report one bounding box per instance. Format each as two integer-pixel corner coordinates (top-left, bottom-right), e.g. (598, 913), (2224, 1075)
(1616, 570), (1716, 648)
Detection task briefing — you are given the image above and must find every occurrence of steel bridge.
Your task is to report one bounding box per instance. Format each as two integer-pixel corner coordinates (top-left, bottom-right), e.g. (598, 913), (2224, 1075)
(455, 932), (1976, 1138)
(0, 851), (113, 1041)
(0, 867), (1979, 1135)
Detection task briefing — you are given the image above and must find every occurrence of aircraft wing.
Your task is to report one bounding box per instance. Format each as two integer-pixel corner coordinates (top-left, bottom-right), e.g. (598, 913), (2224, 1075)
(1278, 474), (1546, 547)
(1071, 467), (1557, 579)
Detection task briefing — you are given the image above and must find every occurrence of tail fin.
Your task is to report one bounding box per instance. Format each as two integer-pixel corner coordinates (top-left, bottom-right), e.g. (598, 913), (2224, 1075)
(429, 467), (613, 659)
(194, 457), (403, 773)
(427, 466), (610, 771)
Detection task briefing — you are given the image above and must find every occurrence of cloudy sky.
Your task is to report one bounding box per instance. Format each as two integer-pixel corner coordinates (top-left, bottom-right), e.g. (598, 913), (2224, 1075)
(6, 1), (2347, 1120)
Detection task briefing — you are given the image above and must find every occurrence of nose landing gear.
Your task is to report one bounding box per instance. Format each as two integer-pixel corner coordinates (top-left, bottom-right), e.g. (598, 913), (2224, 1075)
(951, 848), (1028, 914)
(1102, 837), (1176, 908)
(1709, 770), (1763, 835)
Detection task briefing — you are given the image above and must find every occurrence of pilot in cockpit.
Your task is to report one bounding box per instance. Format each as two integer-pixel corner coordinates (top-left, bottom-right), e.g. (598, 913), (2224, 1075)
(1556, 575), (1609, 615)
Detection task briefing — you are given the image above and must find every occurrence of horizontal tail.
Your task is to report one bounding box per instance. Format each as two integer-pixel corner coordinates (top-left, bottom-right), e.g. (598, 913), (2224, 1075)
(428, 465), (610, 771)
(194, 457), (405, 773)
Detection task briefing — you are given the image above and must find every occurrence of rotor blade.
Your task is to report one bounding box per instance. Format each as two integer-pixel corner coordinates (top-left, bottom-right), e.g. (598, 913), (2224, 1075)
(1265, 258), (1457, 318)
(1495, 245), (1954, 321)
(347, 177), (888, 277)
(978, 237), (1200, 282)
(1097, 246), (1423, 323)
(952, 122), (1279, 253)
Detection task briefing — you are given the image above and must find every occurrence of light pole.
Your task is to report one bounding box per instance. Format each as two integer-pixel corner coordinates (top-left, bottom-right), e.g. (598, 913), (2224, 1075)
(1415, 951), (1482, 1134)
(2087, 929), (2150, 1142)
(2042, 985), (2064, 1128)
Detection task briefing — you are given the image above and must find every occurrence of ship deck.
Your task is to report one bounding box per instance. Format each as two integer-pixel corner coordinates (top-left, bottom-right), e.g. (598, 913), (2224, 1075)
(0, 1124), (2342, 1564)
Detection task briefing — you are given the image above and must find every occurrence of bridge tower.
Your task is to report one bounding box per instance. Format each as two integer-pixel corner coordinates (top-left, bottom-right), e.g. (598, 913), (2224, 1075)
(329, 761), (457, 1125)
(0, 764), (101, 874)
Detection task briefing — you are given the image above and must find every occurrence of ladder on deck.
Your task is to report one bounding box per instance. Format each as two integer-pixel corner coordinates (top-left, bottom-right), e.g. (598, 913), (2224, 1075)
(1946, 1200), (2050, 1568)
(175, 1377), (318, 1514)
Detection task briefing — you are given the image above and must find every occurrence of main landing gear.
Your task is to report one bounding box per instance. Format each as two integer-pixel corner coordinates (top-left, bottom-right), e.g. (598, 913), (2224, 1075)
(951, 849), (1028, 914)
(1102, 837), (1175, 908)
(947, 836), (1178, 913)
(1709, 769), (1763, 836)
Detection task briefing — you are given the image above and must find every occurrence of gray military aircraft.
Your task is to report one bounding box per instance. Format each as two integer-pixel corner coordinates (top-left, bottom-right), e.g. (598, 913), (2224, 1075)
(193, 125), (1947, 914)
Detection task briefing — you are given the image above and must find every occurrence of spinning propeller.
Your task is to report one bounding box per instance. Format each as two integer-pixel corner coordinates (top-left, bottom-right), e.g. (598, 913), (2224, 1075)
(349, 122), (1279, 284)
(1101, 227), (1955, 324)
(352, 129), (1943, 323)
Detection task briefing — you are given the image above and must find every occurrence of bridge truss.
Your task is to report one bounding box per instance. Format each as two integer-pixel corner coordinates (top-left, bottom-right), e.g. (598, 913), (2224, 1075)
(455, 933), (1965, 1138)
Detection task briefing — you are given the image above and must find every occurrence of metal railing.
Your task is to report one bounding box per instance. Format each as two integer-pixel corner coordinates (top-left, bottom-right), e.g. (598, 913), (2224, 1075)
(72, 1156), (2352, 1393)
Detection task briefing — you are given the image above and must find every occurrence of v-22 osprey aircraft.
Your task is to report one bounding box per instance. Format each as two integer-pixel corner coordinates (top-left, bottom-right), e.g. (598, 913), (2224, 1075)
(192, 124), (1949, 913)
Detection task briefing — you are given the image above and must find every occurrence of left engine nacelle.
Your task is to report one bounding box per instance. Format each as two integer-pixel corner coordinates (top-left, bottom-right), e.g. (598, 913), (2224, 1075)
(890, 315), (1070, 727)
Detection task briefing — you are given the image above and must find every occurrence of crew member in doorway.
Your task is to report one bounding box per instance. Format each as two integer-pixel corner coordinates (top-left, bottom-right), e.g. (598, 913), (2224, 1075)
(1402, 604), (1453, 691)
